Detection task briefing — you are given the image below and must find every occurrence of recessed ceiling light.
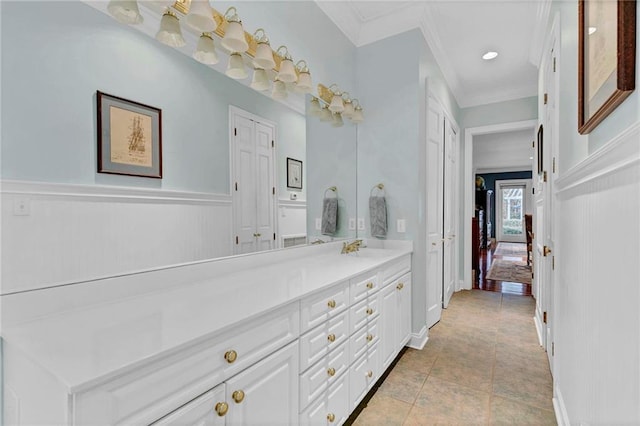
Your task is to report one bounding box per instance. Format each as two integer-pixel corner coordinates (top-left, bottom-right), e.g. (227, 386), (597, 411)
(482, 51), (498, 60)
(588, 26), (597, 35)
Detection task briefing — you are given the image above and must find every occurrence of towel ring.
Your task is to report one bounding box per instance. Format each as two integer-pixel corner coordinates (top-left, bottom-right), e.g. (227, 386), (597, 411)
(324, 186), (338, 198)
(370, 183), (385, 196)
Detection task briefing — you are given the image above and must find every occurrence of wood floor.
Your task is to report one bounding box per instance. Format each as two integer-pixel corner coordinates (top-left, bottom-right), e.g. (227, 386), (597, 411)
(473, 242), (532, 296)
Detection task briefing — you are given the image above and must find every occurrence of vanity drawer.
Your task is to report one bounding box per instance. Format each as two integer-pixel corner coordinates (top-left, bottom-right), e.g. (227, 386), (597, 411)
(350, 271), (380, 305)
(299, 311), (349, 372)
(349, 295), (379, 335)
(349, 343), (380, 410)
(73, 303), (299, 425)
(350, 317), (379, 362)
(300, 282), (349, 333)
(382, 255), (411, 284)
(300, 369), (349, 426)
(299, 340), (349, 410)
(152, 384), (225, 425)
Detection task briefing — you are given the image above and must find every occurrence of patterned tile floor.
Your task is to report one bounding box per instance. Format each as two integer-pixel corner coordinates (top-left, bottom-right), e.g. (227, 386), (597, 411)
(352, 290), (556, 425)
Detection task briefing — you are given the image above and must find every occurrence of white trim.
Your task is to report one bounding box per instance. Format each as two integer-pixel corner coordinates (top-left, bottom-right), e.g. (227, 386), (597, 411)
(408, 326), (428, 350)
(533, 314), (545, 347)
(277, 199), (308, 208)
(528, 0), (553, 67)
(0, 180), (231, 205)
(556, 121), (640, 196)
(553, 387), (571, 426)
(475, 166), (534, 174)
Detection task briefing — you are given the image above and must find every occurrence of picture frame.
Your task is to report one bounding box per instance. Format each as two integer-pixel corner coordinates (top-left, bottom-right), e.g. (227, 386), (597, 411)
(578, 0), (636, 134)
(286, 157), (303, 189)
(537, 124), (544, 175)
(97, 91), (162, 178)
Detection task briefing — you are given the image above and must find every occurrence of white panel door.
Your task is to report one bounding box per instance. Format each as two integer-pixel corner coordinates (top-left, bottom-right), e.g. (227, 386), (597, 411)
(379, 282), (398, 370)
(254, 122), (275, 251)
(443, 117), (457, 308)
(426, 94), (444, 329)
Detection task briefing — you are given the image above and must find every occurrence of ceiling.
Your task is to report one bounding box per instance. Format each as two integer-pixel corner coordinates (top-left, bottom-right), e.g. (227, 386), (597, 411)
(316, 1), (551, 108)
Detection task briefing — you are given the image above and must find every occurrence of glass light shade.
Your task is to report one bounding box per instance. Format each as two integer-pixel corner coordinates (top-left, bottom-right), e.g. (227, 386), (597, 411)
(342, 100), (355, 118)
(222, 21), (248, 53)
(309, 97), (322, 117)
(156, 11), (185, 48)
(193, 33), (218, 65)
(272, 80), (288, 100)
(107, 0), (143, 24)
(226, 53), (247, 79)
(186, 0), (216, 33)
(319, 106), (333, 122)
(250, 69), (270, 91)
(295, 71), (312, 93)
(328, 94), (344, 113)
(276, 58), (297, 83)
(332, 112), (344, 128)
(253, 42), (276, 70)
(351, 107), (364, 124)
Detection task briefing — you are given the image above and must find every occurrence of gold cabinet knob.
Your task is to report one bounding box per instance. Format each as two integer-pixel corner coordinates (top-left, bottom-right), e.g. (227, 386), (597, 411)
(397, 282), (404, 290)
(366, 308), (374, 315)
(327, 299), (336, 309)
(327, 333), (336, 342)
(327, 413), (336, 423)
(367, 370), (373, 378)
(366, 334), (373, 342)
(366, 282), (374, 289)
(224, 350), (238, 364)
(327, 367), (336, 377)
(232, 390), (245, 404)
(215, 402), (229, 417)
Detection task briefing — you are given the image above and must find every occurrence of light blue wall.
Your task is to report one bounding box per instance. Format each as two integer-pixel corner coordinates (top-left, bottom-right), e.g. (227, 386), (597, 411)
(461, 96), (538, 130)
(1, 1), (305, 198)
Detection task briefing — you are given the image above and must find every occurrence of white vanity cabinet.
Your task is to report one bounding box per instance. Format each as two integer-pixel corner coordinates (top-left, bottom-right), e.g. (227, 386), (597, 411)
(380, 271), (412, 370)
(152, 385), (226, 426)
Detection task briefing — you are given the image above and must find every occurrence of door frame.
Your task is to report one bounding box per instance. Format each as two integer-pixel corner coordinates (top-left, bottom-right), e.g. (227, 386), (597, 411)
(463, 119), (537, 289)
(495, 179), (532, 243)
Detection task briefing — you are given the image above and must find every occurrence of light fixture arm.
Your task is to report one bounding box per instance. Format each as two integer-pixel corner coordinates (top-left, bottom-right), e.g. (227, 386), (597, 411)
(276, 45), (291, 60)
(253, 28), (268, 43)
(224, 6), (240, 22)
(295, 60), (309, 72)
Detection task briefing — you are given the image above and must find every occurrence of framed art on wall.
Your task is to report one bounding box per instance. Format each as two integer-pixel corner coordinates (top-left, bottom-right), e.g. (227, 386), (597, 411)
(578, 0), (636, 134)
(286, 157), (303, 189)
(97, 91), (162, 178)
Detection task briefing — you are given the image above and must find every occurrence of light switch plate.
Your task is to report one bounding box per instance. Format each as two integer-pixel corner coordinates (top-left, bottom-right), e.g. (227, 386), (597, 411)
(397, 219), (406, 233)
(357, 218), (365, 230)
(349, 218), (356, 230)
(315, 218), (321, 230)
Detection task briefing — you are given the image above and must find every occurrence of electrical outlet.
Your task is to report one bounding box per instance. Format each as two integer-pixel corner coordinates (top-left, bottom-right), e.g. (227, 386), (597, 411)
(397, 219), (406, 233)
(315, 218), (321, 230)
(357, 218), (365, 230)
(348, 218), (356, 230)
(13, 198), (30, 216)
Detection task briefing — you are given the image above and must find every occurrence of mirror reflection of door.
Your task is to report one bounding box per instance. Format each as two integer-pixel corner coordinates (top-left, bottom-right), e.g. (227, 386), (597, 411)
(496, 179), (531, 243)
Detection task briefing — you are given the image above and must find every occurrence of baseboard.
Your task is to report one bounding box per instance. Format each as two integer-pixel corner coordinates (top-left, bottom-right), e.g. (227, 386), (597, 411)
(553, 386), (570, 426)
(533, 314), (544, 346)
(408, 326), (428, 349)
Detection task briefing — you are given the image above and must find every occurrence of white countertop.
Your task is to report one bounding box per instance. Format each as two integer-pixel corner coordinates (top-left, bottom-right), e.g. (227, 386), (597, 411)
(2, 243), (412, 393)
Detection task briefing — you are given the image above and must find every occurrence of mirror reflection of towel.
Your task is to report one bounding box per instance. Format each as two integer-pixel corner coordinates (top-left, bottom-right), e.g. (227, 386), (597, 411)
(321, 198), (338, 235)
(369, 196), (387, 237)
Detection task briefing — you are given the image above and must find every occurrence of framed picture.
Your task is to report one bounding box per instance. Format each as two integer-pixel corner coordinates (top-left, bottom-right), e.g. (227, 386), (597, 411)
(286, 157), (303, 189)
(537, 124), (544, 175)
(97, 91), (162, 178)
(578, 0), (636, 134)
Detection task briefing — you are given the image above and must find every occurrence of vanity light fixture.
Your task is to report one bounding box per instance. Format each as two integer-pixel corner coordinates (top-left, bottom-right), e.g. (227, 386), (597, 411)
(272, 79), (288, 100)
(328, 84), (344, 113)
(193, 33), (219, 65)
(221, 7), (248, 53)
(319, 105), (333, 122)
(185, 0), (216, 33)
(275, 46), (297, 83)
(226, 52), (247, 79)
(341, 92), (354, 118)
(332, 112), (344, 128)
(294, 60), (312, 93)
(252, 29), (276, 70)
(309, 97), (322, 117)
(107, 0), (143, 24)
(482, 51), (499, 60)
(156, 10), (185, 48)
(350, 99), (364, 124)
(250, 68), (270, 91)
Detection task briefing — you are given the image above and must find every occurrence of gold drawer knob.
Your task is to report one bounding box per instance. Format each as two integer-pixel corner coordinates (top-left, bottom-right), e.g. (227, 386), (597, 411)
(366, 282), (374, 289)
(366, 308), (374, 315)
(215, 402), (229, 416)
(327, 413), (336, 423)
(366, 334), (373, 342)
(397, 282), (404, 290)
(327, 333), (336, 342)
(327, 299), (336, 309)
(327, 367), (336, 377)
(224, 350), (238, 364)
(367, 370), (373, 378)
(232, 390), (245, 403)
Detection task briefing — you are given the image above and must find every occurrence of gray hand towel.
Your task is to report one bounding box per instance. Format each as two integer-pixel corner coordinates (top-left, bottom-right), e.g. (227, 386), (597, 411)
(369, 196), (387, 237)
(321, 198), (338, 235)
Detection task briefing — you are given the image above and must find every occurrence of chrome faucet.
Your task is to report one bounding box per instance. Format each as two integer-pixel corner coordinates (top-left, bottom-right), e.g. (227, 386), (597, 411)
(310, 238), (326, 245)
(341, 239), (363, 254)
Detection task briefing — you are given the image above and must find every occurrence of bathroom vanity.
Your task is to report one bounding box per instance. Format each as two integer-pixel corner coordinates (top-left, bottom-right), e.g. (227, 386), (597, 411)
(2, 241), (412, 425)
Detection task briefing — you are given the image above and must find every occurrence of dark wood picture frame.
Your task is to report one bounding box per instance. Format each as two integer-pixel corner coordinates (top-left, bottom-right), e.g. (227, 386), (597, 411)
(578, 0), (636, 134)
(537, 124), (544, 175)
(286, 157), (303, 189)
(97, 91), (163, 178)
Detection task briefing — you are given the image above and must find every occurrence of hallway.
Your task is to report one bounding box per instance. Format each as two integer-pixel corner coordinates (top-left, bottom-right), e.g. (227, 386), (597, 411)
(352, 290), (555, 425)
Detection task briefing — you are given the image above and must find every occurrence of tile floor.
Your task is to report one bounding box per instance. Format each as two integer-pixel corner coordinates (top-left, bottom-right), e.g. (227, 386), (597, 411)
(352, 290), (556, 425)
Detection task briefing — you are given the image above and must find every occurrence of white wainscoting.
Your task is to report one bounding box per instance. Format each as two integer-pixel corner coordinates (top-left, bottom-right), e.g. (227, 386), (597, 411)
(1, 181), (233, 294)
(553, 122), (640, 424)
(277, 199), (307, 247)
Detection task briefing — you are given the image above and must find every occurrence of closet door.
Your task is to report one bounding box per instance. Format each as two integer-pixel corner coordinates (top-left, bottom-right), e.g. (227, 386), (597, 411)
(254, 122), (275, 252)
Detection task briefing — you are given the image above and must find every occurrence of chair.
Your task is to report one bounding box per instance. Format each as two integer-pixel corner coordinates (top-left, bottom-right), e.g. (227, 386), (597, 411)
(525, 214), (533, 266)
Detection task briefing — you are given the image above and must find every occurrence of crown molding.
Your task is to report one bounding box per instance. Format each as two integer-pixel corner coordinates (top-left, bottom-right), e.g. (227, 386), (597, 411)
(314, 1), (362, 46)
(528, 0), (553, 67)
